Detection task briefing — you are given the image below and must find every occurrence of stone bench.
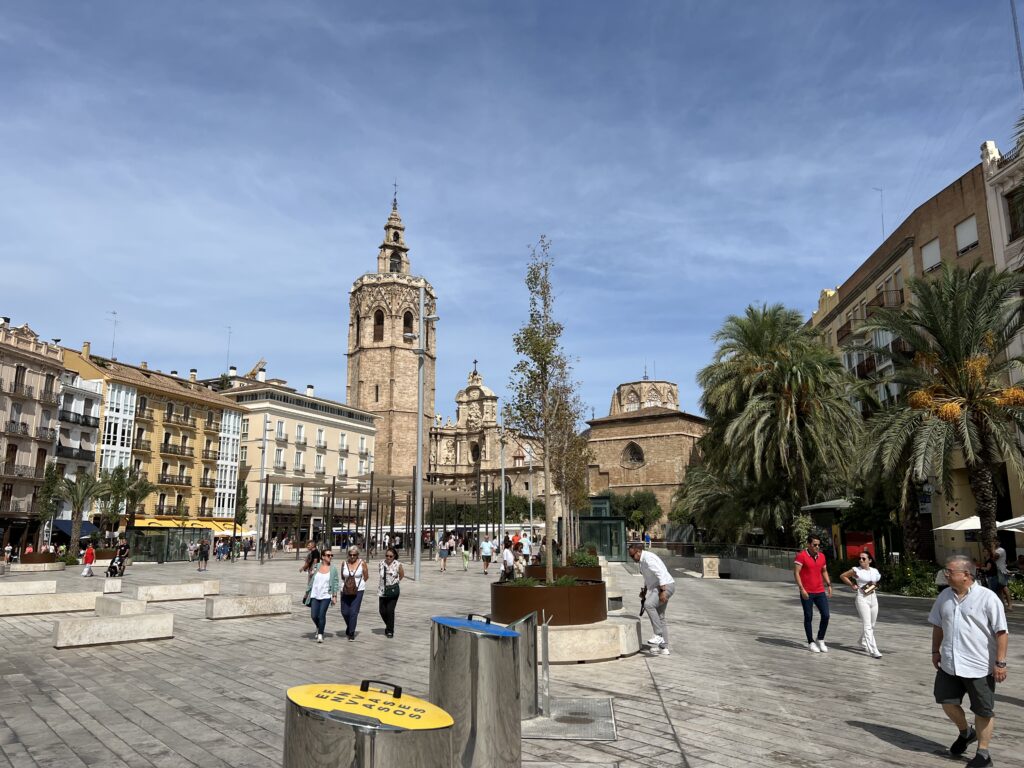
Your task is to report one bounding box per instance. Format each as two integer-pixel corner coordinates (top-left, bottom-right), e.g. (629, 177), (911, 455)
(134, 580), (219, 602)
(94, 596), (147, 616)
(238, 581), (286, 596)
(205, 593), (291, 620)
(0, 580), (57, 596)
(53, 613), (174, 648)
(8, 562), (66, 573)
(0, 592), (101, 616)
(546, 613), (642, 663)
(103, 578), (122, 594)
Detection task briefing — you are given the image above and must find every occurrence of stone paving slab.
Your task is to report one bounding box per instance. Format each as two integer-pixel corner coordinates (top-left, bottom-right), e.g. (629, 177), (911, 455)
(0, 555), (1021, 767)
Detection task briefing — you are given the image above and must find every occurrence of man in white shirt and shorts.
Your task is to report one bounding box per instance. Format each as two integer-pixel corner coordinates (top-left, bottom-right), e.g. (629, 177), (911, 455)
(628, 542), (676, 656)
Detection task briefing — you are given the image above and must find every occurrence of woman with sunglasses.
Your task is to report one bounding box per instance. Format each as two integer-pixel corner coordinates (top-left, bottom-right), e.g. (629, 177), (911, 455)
(340, 546), (369, 641)
(377, 547), (405, 638)
(840, 550), (883, 658)
(305, 551), (338, 644)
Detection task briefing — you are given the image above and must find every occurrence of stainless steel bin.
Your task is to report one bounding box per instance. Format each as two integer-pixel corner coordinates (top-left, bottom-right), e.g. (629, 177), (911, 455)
(284, 680), (454, 768)
(505, 612), (538, 720)
(429, 615), (521, 768)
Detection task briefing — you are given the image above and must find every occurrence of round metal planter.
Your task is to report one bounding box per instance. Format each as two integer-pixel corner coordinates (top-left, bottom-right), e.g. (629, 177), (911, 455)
(284, 680), (454, 768)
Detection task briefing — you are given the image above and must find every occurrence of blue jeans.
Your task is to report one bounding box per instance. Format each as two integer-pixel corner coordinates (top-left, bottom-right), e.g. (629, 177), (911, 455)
(309, 598), (330, 636)
(340, 591), (364, 637)
(800, 592), (830, 643)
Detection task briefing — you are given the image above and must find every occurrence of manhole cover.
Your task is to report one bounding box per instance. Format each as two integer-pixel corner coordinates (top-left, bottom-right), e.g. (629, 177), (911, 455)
(522, 697), (616, 741)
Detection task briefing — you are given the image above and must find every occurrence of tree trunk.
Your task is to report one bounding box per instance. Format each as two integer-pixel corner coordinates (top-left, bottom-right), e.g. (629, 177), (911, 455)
(967, 463), (998, 551)
(543, 435), (554, 584)
(902, 486), (920, 560)
(69, 506), (83, 560)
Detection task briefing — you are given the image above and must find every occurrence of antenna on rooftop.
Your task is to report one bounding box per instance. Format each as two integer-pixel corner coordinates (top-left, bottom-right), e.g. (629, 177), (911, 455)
(225, 326), (232, 372)
(872, 187), (885, 240)
(1012, 0), (1024, 100)
(106, 310), (119, 358)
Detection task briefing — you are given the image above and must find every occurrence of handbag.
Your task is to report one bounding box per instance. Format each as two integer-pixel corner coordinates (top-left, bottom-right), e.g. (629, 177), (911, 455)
(862, 583), (877, 596)
(383, 582), (400, 599)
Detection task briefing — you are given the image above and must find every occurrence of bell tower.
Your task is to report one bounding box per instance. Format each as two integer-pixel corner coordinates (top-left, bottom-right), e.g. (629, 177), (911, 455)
(346, 197), (437, 481)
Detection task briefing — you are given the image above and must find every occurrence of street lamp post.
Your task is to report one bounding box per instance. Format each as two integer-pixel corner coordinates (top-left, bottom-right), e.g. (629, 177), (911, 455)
(408, 284), (438, 582)
(256, 414), (270, 564)
(499, 428), (506, 547)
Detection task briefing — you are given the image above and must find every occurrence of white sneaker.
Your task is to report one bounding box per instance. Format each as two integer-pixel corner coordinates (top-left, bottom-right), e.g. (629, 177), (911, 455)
(859, 636), (867, 649)
(316, 634), (323, 644)
(871, 651), (882, 659)
(816, 640), (828, 653)
(647, 635), (664, 646)
(808, 642), (821, 653)
(658, 647), (671, 656)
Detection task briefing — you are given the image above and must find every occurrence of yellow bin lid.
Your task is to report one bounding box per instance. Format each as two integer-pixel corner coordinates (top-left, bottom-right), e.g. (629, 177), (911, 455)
(288, 682), (454, 731)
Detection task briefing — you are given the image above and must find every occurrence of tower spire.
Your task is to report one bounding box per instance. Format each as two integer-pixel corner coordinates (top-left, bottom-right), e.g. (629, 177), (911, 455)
(393, 178), (399, 210)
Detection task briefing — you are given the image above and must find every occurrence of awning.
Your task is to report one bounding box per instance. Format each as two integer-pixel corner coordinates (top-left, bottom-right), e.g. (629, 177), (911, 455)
(933, 516), (980, 531)
(800, 499), (853, 511)
(133, 518), (210, 530)
(53, 519), (99, 538)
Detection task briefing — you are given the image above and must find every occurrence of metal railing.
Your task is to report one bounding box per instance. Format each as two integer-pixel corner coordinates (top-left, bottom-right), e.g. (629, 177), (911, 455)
(35, 426), (57, 441)
(133, 439), (152, 452)
(56, 445), (95, 461)
(168, 414), (197, 428)
(135, 408), (154, 420)
(6, 381), (34, 398)
(0, 463), (45, 479)
(294, 436), (307, 447)
(199, 477), (217, 488)
(39, 389), (60, 404)
(201, 449), (219, 460)
(161, 443), (194, 457)
(154, 504), (190, 516)
(59, 409), (100, 427)
(3, 420), (29, 436)
(204, 420), (221, 431)
(159, 474), (192, 485)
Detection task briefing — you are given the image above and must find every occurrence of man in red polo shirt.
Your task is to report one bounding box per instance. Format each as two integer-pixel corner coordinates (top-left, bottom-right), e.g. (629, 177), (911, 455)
(794, 534), (832, 653)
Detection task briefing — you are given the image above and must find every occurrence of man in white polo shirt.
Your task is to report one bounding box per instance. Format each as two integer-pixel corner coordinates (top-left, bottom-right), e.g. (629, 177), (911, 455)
(628, 542), (676, 656)
(928, 554), (1009, 768)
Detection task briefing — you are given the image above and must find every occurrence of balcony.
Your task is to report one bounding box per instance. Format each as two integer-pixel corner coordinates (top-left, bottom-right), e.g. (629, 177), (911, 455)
(275, 433), (288, 444)
(6, 381), (34, 399)
(133, 439), (152, 452)
(0, 500), (37, 515)
(39, 389), (60, 405)
(338, 447), (349, 456)
(315, 440), (328, 450)
(294, 464), (306, 475)
(201, 449), (220, 461)
(154, 504), (190, 516)
(273, 462), (287, 472)
(59, 409), (100, 428)
(56, 445), (95, 462)
(159, 474), (192, 486)
(836, 318), (865, 344)
(3, 421), (29, 437)
(295, 436), (307, 447)
(314, 467), (326, 476)
(160, 443), (194, 457)
(854, 356), (877, 379)
(135, 408), (153, 421)
(204, 420), (221, 432)
(199, 477), (217, 488)
(35, 427), (57, 441)
(889, 338), (914, 357)
(167, 414), (197, 428)
(0, 463), (45, 480)
(358, 449), (369, 459)
(866, 289), (905, 315)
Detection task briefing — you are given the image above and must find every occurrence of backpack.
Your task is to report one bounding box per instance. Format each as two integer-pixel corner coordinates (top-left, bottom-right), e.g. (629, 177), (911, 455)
(342, 561), (360, 596)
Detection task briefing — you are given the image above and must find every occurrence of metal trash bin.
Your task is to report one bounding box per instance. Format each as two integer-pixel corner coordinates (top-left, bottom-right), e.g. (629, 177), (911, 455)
(429, 615), (521, 768)
(284, 680), (454, 768)
(505, 612), (538, 720)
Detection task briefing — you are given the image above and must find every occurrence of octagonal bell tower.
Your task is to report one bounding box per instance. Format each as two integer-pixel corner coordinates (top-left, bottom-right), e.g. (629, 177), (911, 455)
(346, 198), (437, 480)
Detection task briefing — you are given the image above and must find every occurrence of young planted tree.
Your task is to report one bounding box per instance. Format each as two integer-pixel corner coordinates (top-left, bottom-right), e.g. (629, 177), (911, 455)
(56, 473), (110, 555)
(34, 462), (63, 549)
(233, 479), (249, 539)
(545, 382), (591, 561)
(504, 236), (585, 582)
(858, 263), (1024, 551)
(122, 468), (157, 530)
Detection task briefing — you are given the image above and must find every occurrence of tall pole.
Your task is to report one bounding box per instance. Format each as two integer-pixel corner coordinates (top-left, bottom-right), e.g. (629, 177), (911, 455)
(413, 283), (426, 581)
(499, 431), (506, 547)
(256, 414), (269, 563)
(528, 453), (534, 538)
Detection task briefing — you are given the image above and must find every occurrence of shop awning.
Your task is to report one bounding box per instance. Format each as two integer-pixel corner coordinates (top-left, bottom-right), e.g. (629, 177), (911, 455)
(132, 518), (210, 530)
(53, 519), (99, 538)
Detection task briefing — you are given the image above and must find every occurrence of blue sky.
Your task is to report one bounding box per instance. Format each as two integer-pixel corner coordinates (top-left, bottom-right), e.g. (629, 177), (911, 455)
(1, 2), (1020, 417)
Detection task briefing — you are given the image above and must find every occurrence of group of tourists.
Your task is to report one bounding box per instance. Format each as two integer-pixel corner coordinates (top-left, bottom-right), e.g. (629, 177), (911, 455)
(301, 542), (404, 643)
(792, 533), (1009, 768)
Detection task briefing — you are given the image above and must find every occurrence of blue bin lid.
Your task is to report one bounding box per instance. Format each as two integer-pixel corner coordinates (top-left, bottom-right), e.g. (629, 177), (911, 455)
(431, 616), (519, 638)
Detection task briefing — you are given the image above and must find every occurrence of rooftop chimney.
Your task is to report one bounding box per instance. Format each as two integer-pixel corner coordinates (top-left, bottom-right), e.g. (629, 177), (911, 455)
(0, 316), (9, 328)
(257, 368), (266, 383)
(82, 341), (91, 360)
(140, 361), (148, 370)
(189, 369), (197, 383)
(306, 384), (315, 397)
(229, 366), (237, 377)
(170, 370), (178, 377)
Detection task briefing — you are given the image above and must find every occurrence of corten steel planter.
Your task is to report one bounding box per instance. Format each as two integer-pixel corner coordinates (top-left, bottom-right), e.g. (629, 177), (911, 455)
(490, 579), (607, 626)
(524, 565), (602, 581)
(19, 553), (57, 565)
(95, 549), (117, 560)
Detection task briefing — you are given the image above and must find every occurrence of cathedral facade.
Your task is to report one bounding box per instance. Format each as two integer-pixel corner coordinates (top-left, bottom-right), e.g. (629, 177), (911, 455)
(345, 201), (437, 480)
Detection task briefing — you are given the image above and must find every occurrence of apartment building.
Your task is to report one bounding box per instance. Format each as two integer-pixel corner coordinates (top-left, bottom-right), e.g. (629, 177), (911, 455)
(208, 367), (376, 539)
(63, 343), (244, 522)
(53, 370), (102, 521)
(0, 318), (62, 549)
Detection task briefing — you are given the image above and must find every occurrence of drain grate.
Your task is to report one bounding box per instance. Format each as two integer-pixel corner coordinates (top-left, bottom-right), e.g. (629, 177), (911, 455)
(521, 697), (616, 741)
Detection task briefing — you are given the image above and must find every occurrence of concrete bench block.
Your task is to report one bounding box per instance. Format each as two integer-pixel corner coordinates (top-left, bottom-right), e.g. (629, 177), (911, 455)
(8, 562), (66, 573)
(134, 583), (206, 602)
(546, 614), (642, 663)
(205, 593), (292, 620)
(189, 579), (220, 595)
(0, 592), (101, 615)
(95, 596), (147, 616)
(103, 578), (122, 594)
(238, 581), (286, 596)
(0, 580), (57, 596)
(53, 613), (174, 648)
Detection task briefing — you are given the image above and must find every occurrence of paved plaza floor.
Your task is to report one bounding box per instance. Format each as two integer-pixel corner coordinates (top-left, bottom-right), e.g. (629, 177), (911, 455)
(0, 553), (1021, 768)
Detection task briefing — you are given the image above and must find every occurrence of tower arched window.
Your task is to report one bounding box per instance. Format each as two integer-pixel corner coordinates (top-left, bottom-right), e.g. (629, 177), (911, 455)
(625, 391), (640, 412)
(621, 441), (645, 468)
(392, 231), (400, 243)
(390, 252), (402, 272)
(470, 443), (480, 463)
(373, 310), (384, 342)
(355, 315), (361, 344)
(644, 389), (661, 409)
(403, 312), (414, 341)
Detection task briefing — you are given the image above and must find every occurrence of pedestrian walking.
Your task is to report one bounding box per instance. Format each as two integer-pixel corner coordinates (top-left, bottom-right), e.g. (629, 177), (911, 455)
(794, 534), (832, 653)
(480, 534), (493, 575)
(521, 532), (532, 565)
(300, 540), (320, 573)
(439, 531), (450, 572)
(81, 543), (95, 577)
(302, 549), (338, 643)
(840, 551), (882, 658)
(987, 543), (1013, 612)
(339, 546), (369, 641)
(3, 543), (11, 563)
(461, 536), (471, 571)
(197, 539), (210, 572)
(628, 542), (676, 656)
(378, 547), (404, 638)
(500, 539), (515, 581)
(929, 554), (1009, 768)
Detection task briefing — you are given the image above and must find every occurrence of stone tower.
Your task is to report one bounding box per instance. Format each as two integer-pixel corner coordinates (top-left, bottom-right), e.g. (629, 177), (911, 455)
(346, 200), (437, 480)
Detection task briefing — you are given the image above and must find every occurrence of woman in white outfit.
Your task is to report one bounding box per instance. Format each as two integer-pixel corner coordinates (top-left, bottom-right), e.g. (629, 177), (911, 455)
(840, 551), (882, 658)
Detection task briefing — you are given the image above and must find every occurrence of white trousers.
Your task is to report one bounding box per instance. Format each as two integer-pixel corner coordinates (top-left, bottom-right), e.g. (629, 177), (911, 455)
(854, 592), (879, 655)
(81, 564), (92, 577)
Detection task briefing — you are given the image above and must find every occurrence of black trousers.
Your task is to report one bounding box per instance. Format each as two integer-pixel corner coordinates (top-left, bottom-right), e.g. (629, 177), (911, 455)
(378, 595), (399, 634)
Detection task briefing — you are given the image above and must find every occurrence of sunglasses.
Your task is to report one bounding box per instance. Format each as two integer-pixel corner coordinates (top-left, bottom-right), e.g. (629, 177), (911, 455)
(323, 554), (332, 559)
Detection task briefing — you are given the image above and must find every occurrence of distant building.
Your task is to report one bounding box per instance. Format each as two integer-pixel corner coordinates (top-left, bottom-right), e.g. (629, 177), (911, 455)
(54, 370), (102, 520)
(586, 379), (706, 534)
(0, 318), (63, 549)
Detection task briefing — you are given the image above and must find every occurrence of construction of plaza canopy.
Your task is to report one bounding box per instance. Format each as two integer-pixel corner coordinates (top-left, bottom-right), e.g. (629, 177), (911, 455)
(0, 547), (1019, 768)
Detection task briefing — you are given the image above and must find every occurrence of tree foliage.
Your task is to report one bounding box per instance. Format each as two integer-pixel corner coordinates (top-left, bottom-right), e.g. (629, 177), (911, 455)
(56, 473), (110, 552)
(609, 490), (662, 533)
(35, 462), (63, 548)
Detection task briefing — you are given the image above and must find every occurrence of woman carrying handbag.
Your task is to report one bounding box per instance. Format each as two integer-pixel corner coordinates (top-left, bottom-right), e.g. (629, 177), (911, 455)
(339, 546), (369, 641)
(377, 547), (405, 638)
(840, 551), (883, 659)
(303, 551), (338, 643)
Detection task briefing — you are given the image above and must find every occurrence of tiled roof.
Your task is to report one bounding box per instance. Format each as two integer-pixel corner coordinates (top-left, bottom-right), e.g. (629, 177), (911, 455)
(587, 406), (706, 425)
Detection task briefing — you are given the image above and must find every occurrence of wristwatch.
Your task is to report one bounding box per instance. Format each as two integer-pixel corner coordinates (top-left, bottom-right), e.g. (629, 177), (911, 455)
(995, 661), (1007, 669)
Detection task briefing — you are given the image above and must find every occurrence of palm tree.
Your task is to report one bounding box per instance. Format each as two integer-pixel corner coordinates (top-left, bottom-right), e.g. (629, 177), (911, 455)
(56, 473), (110, 555)
(123, 469), (157, 530)
(858, 263), (1024, 551)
